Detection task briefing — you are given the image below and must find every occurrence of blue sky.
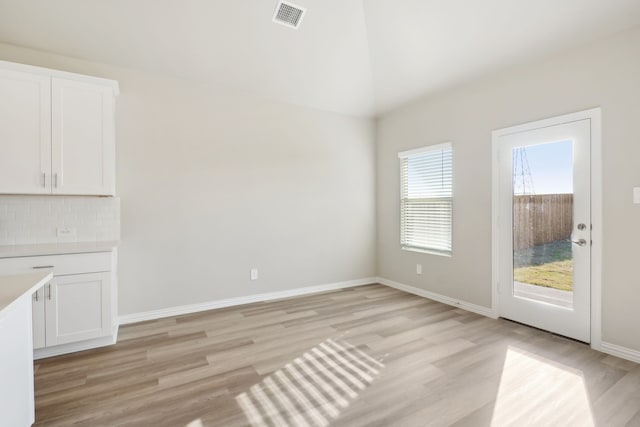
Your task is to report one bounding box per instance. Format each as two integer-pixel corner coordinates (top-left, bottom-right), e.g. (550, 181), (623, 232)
(514, 140), (573, 194)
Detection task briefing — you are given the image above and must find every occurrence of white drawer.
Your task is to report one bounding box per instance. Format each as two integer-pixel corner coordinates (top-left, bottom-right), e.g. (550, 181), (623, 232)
(0, 252), (112, 277)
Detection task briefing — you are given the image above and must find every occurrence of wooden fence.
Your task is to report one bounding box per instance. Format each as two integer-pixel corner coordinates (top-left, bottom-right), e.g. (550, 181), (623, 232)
(513, 194), (573, 250)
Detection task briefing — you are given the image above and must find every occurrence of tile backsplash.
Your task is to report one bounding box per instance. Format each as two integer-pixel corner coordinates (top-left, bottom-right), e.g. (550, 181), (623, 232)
(0, 196), (120, 245)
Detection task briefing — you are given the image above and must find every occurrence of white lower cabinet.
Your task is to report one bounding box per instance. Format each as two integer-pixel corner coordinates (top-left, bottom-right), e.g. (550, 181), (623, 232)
(0, 250), (118, 357)
(32, 271), (111, 349)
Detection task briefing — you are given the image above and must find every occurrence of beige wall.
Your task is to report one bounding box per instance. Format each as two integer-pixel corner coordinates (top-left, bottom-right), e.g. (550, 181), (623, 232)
(2, 26), (639, 353)
(376, 27), (640, 351)
(0, 43), (377, 315)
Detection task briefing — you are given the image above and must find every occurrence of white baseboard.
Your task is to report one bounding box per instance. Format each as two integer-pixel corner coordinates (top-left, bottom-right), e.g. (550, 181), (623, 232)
(34, 324), (119, 360)
(377, 277), (498, 319)
(119, 277), (378, 325)
(598, 341), (640, 364)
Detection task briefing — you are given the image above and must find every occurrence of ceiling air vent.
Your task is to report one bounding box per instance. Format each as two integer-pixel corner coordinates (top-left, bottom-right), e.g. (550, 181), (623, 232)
(273, 1), (306, 30)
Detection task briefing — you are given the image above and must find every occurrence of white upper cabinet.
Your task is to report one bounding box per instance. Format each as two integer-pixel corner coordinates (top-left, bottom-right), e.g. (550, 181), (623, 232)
(0, 61), (118, 196)
(52, 78), (115, 195)
(0, 69), (51, 194)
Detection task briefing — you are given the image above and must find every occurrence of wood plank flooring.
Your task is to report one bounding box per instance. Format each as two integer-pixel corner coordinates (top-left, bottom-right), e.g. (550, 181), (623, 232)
(33, 284), (640, 426)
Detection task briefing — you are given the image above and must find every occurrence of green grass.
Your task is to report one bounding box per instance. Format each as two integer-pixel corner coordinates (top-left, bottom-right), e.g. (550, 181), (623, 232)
(513, 239), (573, 292)
(513, 239), (572, 268)
(514, 260), (573, 291)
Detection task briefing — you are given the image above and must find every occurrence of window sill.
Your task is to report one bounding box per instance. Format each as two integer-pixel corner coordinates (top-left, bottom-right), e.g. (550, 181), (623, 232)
(401, 246), (452, 257)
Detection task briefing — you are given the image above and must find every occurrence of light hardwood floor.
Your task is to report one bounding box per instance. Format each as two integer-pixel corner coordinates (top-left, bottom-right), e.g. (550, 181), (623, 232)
(34, 284), (640, 426)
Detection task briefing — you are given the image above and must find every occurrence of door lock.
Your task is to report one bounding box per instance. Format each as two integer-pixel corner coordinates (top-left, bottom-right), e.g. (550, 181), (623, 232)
(577, 223), (587, 231)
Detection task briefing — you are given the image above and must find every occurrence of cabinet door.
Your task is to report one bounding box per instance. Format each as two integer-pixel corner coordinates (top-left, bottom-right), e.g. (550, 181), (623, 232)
(51, 78), (115, 196)
(32, 286), (46, 349)
(0, 69), (51, 194)
(45, 272), (111, 346)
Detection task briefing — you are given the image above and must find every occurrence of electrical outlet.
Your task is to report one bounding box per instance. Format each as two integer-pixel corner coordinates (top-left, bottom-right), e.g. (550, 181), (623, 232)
(57, 227), (76, 238)
(634, 187), (640, 204)
(416, 264), (422, 275)
(250, 268), (259, 281)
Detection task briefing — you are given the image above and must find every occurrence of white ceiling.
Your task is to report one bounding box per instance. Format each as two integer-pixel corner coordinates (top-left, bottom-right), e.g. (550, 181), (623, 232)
(0, 0), (639, 117)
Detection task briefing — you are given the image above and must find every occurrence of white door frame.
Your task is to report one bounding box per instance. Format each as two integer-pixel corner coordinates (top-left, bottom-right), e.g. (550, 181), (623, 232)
(491, 107), (602, 349)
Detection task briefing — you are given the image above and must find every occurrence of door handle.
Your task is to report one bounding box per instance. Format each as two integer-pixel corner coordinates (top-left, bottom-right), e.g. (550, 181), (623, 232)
(572, 238), (587, 246)
(47, 284), (52, 300)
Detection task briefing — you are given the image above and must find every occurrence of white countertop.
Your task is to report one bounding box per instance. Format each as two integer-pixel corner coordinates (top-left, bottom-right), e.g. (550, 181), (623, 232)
(0, 271), (52, 313)
(0, 241), (119, 259)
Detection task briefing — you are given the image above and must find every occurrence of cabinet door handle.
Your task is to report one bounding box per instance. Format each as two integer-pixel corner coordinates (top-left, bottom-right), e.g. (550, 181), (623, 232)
(42, 172), (46, 188)
(34, 289), (39, 302)
(32, 265), (54, 269)
(54, 173), (58, 188)
(47, 284), (52, 300)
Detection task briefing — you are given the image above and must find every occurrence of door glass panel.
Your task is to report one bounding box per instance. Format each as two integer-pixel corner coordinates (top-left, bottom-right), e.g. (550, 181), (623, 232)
(512, 140), (574, 309)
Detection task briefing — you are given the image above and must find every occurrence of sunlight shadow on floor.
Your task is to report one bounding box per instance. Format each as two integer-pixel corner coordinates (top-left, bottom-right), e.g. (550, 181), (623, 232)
(491, 345), (594, 426)
(235, 338), (385, 427)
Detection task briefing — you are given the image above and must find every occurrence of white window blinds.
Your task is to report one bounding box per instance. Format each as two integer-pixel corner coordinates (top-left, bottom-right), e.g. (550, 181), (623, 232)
(399, 143), (453, 255)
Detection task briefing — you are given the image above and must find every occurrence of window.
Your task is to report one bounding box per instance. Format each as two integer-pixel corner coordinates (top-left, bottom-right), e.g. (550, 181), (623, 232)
(399, 142), (453, 256)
